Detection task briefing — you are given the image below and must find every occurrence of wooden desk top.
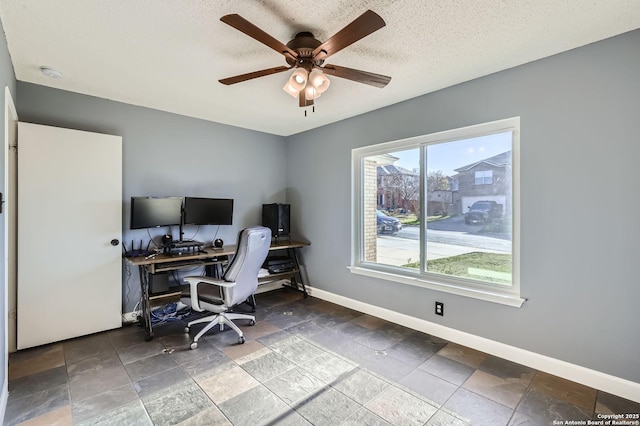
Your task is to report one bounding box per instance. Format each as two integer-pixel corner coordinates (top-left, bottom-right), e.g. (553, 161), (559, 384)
(125, 240), (309, 267)
(268, 240), (310, 250)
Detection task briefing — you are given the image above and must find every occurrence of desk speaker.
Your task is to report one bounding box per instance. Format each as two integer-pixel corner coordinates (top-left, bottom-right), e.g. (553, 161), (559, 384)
(262, 203), (290, 238)
(149, 272), (170, 295)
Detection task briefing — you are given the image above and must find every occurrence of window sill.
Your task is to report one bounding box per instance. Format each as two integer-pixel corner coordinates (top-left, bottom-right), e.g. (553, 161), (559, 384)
(348, 266), (526, 308)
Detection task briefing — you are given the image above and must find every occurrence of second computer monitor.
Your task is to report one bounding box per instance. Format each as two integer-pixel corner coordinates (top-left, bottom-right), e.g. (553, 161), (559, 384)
(183, 197), (233, 225)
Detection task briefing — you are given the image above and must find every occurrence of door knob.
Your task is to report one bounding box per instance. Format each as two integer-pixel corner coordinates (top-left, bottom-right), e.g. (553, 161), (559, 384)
(110, 239), (120, 246)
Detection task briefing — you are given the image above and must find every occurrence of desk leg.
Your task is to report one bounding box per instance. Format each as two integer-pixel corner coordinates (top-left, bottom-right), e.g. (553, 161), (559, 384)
(205, 262), (224, 279)
(288, 248), (308, 298)
(138, 265), (154, 341)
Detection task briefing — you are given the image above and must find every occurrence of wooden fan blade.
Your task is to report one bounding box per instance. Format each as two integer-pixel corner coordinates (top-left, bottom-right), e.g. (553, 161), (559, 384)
(312, 10), (385, 61)
(219, 66), (291, 85)
(322, 64), (391, 88)
(221, 14), (297, 58)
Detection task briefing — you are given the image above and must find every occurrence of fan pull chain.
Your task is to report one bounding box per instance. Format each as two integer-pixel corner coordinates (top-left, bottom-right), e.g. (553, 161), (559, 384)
(303, 105), (317, 117)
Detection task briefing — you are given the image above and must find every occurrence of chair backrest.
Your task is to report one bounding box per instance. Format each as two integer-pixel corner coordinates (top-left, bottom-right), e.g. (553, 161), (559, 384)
(222, 226), (272, 306)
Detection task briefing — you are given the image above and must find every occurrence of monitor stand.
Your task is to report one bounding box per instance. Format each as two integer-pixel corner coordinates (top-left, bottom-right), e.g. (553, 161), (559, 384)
(172, 222), (203, 247)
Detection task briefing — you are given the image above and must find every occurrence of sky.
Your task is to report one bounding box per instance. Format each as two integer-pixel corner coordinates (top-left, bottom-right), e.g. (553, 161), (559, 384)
(390, 131), (512, 176)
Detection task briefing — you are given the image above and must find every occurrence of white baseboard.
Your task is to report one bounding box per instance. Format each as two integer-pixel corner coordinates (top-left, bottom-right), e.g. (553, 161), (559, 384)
(308, 287), (640, 403)
(0, 382), (7, 425)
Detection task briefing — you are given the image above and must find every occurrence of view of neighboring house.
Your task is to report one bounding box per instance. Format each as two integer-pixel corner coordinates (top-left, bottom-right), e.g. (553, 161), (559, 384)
(426, 188), (452, 216)
(451, 150), (512, 216)
(376, 150), (512, 217)
(376, 164), (419, 212)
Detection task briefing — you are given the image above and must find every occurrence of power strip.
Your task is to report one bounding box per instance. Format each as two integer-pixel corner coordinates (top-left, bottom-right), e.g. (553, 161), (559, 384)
(122, 302), (188, 325)
(122, 311), (141, 324)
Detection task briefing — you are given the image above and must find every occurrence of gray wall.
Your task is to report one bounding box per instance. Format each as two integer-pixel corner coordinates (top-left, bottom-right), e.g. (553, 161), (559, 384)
(0, 20), (17, 400)
(16, 83), (287, 312)
(285, 29), (640, 382)
(6, 23), (639, 386)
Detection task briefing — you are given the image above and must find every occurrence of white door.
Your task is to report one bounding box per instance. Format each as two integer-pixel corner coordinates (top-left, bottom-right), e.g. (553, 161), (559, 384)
(5, 89), (18, 354)
(3, 87), (18, 411)
(17, 123), (122, 349)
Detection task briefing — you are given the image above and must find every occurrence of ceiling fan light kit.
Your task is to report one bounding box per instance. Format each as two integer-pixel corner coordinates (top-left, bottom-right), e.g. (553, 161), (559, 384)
(283, 68), (330, 106)
(283, 81), (300, 98)
(219, 10), (391, 112)
(283, 68), (308, 96)
(309, 69), (330, 93)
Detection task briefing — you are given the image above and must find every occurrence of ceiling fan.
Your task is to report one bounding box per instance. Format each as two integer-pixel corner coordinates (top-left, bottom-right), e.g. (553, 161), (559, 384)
(218, 10), (392, 108)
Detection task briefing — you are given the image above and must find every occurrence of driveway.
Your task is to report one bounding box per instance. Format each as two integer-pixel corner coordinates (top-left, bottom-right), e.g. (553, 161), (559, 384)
(396, 217), (511, 249)
(376, 215), (511, 266)
(426, 215), (482, 232)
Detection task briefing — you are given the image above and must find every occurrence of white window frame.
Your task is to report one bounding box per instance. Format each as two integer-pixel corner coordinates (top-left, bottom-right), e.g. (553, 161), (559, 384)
(351, 117), (523, 307)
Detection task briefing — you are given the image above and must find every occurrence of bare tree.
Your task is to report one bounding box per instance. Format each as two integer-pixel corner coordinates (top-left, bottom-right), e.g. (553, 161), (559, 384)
(427, 170), (450, 193)
(386, 171), (419, 213)
(426, 171), (450, 216)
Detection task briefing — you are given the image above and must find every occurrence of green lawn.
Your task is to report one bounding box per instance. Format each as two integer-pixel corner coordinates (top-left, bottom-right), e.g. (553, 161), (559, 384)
(392, 213), (450, 225)
(403, 251), (512, 284)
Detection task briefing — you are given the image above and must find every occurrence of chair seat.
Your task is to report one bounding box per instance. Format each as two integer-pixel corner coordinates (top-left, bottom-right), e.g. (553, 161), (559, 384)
(178, 284), (224, 305)
(180, 226), (271, 348)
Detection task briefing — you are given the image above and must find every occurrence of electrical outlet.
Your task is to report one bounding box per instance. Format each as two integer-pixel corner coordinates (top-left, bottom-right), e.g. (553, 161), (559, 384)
(435, 301), (444, 316)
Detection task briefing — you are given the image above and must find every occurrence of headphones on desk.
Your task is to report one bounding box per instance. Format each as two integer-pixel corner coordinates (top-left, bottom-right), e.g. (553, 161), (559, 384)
(213, 238), (224, 248)
(161, 234), (172, 245)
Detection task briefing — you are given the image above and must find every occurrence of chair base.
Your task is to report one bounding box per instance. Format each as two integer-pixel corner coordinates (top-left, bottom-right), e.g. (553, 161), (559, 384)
(185, 312), (255, 348)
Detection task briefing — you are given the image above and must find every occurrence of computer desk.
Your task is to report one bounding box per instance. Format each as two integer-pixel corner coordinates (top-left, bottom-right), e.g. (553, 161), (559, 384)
(126, 240), (310, 340)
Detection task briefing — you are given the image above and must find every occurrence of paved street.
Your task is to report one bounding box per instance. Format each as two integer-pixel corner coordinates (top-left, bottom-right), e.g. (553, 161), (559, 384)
(376, 217), (512, 266)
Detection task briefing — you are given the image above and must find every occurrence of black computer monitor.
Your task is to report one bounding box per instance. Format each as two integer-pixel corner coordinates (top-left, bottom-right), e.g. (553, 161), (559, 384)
(183, 197), (234, 225)
(130, 196), (183, 229)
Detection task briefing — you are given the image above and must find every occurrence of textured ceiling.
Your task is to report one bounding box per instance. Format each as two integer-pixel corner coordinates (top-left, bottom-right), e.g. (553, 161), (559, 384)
(1, 1), (639, 136)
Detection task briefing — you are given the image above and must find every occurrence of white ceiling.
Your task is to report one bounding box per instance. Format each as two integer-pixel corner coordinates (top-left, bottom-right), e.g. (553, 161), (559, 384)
(1, 1), (639, 136)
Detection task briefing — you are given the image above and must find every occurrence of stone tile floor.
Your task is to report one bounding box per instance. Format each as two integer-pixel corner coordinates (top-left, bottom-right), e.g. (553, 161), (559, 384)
(4, 289), (639, 425)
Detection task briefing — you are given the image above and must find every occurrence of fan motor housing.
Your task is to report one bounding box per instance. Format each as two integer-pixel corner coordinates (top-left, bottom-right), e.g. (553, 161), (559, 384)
(286, 32), (324, 67)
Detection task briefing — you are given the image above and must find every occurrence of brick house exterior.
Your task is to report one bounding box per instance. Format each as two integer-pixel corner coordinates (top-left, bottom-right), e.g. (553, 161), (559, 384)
(451, 150), (512, 216)
(377, 164), (419, 212)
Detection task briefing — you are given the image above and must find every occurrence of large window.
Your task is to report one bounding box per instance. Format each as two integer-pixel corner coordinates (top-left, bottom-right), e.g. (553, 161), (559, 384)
(351, 118), (522, 306)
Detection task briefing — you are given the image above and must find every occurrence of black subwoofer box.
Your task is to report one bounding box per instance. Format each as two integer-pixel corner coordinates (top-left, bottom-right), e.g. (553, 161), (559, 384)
(149, 272), (170, 295)
(262, 203), (290, 238)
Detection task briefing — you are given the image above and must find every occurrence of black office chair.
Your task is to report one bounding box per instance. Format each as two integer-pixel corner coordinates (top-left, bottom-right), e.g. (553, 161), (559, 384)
(181, 226), (271, 349)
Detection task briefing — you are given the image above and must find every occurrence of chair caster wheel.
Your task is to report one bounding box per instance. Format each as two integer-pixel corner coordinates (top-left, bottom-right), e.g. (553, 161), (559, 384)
(184, 327), (190, 333)
(249, 320), (256, 326)
(238, 336), (245, 344)
(190, 342), (198, 350)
